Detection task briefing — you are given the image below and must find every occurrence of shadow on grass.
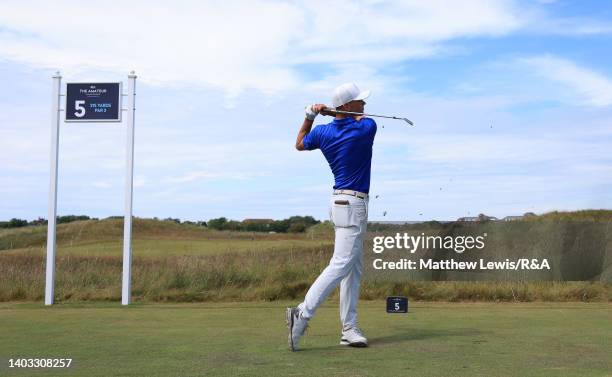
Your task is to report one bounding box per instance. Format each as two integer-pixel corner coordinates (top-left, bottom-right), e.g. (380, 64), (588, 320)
(301, 327), (485, 352)
(372, 327), (484, 346)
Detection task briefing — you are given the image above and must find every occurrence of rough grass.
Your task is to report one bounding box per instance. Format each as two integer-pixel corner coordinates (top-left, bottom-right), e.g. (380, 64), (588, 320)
(1, 217), (611, 303)
(1, 250), (609, 303)
(0, 248), (331, 302)
(4, 238), (332, 257)
(0, 218), (317, 251)
(531, 209), (612, 221)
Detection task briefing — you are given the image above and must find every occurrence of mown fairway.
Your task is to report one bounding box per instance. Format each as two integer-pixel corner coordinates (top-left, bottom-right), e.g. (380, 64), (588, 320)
(1, 301), (610, 377)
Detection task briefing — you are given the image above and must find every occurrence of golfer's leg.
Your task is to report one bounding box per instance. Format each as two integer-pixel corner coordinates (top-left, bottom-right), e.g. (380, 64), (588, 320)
(339, 218), (366, 328)
(339, 198), (368, 328)
(298, 224), (361, 319)
(339, 246), (363, 328)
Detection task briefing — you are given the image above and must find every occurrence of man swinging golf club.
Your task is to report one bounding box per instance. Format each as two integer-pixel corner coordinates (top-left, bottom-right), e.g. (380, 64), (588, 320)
(287, 82), (376, 351)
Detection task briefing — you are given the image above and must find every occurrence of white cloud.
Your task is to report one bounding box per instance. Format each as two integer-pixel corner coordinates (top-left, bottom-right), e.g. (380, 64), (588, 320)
(0, 0), (522, 95)
(522, 55), (612, 107)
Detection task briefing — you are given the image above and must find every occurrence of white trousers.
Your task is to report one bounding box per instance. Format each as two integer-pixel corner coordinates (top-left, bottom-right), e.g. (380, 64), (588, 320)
(298, 194), (368, 329)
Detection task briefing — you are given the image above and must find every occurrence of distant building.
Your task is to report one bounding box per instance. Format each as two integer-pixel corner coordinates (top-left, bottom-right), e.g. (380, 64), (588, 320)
(502, 216), (524, 221)
(457, 214), (498, 222)
(242, 219), (274, 224)
(457, 216), (479, 222)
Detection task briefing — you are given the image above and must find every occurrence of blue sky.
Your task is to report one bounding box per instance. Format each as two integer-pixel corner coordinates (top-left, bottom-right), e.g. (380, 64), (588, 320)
(0, 0), (611, 221)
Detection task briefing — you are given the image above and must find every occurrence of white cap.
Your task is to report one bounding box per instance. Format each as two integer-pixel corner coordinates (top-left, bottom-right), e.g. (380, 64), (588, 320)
(331, 82), (371, 108)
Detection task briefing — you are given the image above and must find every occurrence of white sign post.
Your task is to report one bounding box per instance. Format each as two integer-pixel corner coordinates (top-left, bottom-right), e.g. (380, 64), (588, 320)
(45, 71), (137, 306)
(122, 72), (137, 305)
(45, 72), (62, 306)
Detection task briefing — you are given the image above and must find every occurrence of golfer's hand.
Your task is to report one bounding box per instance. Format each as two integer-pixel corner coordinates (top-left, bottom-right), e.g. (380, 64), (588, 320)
(318, 105), (334, 117)
(305, 103), (332, 120)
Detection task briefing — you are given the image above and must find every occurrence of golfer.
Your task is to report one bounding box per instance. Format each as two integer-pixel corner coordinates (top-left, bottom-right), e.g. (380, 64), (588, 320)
(286, 82), (376, 351)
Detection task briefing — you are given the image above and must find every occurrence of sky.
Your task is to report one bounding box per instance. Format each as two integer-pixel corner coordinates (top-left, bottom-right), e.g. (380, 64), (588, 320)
(0, 0), (611, 222)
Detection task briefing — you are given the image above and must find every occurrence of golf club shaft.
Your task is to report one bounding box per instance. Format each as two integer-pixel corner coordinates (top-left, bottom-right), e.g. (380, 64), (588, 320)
(324, 108), (414, 126)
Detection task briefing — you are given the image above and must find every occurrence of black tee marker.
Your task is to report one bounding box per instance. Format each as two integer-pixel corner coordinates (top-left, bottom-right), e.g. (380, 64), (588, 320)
(386, 296), (408, 313)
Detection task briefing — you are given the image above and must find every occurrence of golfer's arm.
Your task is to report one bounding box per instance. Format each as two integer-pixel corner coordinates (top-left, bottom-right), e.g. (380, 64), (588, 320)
(295, 118), (313, 151)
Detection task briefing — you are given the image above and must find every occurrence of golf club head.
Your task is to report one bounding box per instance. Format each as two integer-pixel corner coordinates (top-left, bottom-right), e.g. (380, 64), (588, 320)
(402, 118), (414, 126)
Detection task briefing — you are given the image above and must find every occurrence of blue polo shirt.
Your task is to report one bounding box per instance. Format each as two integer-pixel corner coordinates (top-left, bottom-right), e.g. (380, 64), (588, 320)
(303, 117), (377, 193)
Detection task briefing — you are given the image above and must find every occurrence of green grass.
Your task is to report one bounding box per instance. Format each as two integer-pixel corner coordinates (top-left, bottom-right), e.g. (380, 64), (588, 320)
(0, 301), (610, 376)
(5, 238), (332, 257)
(1, 217), (611, 302)
(0, 218), (331, 251)
(2, 250), (609, 303)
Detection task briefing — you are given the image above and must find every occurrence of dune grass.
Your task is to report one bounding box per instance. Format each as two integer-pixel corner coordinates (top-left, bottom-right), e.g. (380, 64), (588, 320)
(0, 218), (325, 251)
(1, 250), (609, 303)
(1, 218), (610, 303)
(4, 238), (332, 257)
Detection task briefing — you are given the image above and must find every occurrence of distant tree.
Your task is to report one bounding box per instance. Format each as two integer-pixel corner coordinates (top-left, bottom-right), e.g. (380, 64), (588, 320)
(288, 216), (319, 227)
(208, 217), (228, 230)
(163, 217), (181, 224)
(206, 216), (320, 233)
(270, 219), (290, 233)
(288, 223), (307, 233)
(57, 215), (90, 224)
(6, 218), (28, 228)
(243, 221), (273, 232)
(225, 220), (243, 231)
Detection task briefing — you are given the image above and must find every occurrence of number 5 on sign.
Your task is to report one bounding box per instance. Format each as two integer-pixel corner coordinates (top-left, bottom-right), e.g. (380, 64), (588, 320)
(74, 100), (86, 117)
(386, 296), (408, 313)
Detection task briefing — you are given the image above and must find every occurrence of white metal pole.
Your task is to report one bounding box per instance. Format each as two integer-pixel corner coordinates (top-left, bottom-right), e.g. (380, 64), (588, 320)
(122, 71), (137, 305)
(45, 71), (62, 306)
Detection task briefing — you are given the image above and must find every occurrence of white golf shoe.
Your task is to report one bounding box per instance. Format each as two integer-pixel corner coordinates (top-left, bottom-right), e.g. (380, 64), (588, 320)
(286, 307), (309, 351)
(340, 326), (368, 347)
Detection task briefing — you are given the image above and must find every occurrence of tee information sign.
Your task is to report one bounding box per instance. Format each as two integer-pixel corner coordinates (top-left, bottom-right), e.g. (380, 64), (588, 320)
(65, 82), (122, 122)
(47, 72), (137, 306)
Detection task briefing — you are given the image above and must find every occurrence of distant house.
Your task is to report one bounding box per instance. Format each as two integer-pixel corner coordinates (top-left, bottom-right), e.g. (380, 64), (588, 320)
(242, 219), (274, 224)
(502, 216), (523, 221)
(457, 214), (498, 222)
(457, 216), (479, 222)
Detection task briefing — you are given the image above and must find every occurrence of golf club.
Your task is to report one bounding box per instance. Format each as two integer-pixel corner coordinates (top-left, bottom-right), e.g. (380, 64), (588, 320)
(324, 108), (414, 126)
